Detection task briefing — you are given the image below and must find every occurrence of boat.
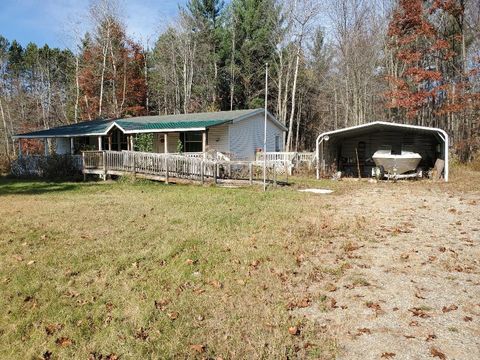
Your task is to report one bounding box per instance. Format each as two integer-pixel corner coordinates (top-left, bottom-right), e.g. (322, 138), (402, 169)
(372, 148), (421, 175)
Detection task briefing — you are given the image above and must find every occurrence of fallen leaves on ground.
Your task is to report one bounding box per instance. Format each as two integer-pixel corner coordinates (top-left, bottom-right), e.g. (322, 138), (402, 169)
(154, 299), (169, 311)
(167, 311), (179, 320)
(409, 307), (431, 318)
(442, 304), (458, 313)
(55, 337), (73, 347)
(430, 347), (447, 359)
(190, 344), (205, 353)
(288, 326), (299, 336)
(286, 297), (311, 310)
(209, 280), (223, 289)
(366, 301), (385, 316)
(381, 352), (396, 358)
(135, 327), (149, 341)
(45, 323), (63, 336)
(357, 328), (371, 335)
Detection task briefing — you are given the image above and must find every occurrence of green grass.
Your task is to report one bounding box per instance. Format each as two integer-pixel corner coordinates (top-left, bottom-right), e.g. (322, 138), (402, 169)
(0, 177), (338, 359)
(1, 163), (478, 359)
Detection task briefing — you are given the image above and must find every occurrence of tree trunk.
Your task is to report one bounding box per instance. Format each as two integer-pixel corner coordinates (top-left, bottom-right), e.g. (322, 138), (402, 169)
(286, 44), (301, 152)
(99, 26), (110, 117)
(0, 98), (9, 156)
(230, 23), (236, 111)
(74, 56), (80, 123)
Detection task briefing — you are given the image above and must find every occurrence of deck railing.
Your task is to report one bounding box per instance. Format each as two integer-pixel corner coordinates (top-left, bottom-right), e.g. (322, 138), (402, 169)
(255, 151), (315, 164)
(81, 150), (281, 184)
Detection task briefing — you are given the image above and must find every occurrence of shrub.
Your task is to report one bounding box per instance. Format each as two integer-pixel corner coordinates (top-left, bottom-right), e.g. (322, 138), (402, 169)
(11, 155), (82, 181)
(134, 133), (154, 152)
(0, 155), (11, 174)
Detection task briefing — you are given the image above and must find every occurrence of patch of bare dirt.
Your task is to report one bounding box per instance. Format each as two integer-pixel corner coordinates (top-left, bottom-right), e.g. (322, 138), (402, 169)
(293, 186), (480, 359)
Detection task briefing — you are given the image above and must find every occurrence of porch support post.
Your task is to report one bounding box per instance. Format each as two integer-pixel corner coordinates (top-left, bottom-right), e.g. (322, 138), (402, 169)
(108, 134), (112, 151)
(98, 136), (102, 151)
(18, 139), (22, 158)
(202, 130), (207, 153)
(44, 138), (49, 156)
(70, 137), (74, 155)
(164, 133), (168, 153)
(130, 135), (135, 151)
(117, 130), (121, 151)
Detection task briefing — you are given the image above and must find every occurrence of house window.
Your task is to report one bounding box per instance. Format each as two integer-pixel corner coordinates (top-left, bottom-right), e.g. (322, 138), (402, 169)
(182, 132), (203, 152)
(275, 135), (281, 152)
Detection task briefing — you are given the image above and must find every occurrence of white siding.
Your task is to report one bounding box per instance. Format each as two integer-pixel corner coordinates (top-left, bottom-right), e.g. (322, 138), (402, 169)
(229, 112), (285, 160)
(207, 124), (229, 154)
(153, 133), (181, 153)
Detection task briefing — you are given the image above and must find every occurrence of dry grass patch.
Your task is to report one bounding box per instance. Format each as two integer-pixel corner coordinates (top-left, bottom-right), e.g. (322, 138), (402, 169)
(0, 178), (338, 359)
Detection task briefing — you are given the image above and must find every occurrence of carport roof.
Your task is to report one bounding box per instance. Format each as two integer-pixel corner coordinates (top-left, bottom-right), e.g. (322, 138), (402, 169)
(14, 108), (285, 139)
(317, 121), (448, 140)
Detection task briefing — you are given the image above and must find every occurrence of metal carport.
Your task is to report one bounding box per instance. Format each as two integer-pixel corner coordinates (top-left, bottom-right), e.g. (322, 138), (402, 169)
(315, 121), (449, 181)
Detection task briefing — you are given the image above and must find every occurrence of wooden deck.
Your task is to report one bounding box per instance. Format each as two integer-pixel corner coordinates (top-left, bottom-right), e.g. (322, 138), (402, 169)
(82, 150), (288, 185)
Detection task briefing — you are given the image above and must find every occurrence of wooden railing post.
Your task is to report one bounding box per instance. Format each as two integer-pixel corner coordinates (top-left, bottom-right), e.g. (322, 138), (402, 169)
(82, 152), (86, 181)
(273, 163), (277, 186)
(285, 161), (289, 183)
(200, 160), (205, 184)
(165, 156), (169, 184)
(213, 163), (217, 185)
(249, 162), (253, 185)
(132, 152), (136, 178)
(102, 151), (107, 181)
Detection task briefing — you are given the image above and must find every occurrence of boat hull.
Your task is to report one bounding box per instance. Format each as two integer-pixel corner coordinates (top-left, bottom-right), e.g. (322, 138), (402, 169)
(372, 152), (421, 175)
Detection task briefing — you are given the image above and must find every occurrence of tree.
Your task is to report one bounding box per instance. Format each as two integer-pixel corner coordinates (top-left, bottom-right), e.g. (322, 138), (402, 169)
(78, 0), (147, 120)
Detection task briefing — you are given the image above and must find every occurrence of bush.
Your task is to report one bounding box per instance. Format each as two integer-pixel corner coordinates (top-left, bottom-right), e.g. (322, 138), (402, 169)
(11, 155), (82, 181)
(134, 134), (154, 152)
(0, 155), (11, 174)
(471, 154), (480, 172)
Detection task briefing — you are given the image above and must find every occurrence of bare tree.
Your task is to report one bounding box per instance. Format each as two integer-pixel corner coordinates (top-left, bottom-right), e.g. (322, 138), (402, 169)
(285, 0), (321, 151)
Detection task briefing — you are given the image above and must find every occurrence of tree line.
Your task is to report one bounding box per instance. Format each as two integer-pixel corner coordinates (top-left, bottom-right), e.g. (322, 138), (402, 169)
(0, 0), (479, 161)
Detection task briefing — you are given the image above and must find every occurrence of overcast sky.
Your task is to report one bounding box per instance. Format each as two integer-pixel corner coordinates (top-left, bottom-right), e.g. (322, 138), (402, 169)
(0, 0), (187, 49)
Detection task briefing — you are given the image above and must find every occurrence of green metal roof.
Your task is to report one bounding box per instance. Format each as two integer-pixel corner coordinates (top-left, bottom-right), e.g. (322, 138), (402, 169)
(14, 119), (115, 138)
(14, 109), (270, 139)
(117, 119), (230, 132)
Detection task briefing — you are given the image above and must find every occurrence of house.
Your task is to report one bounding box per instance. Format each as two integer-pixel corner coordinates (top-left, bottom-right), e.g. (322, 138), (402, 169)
(316, 121), (449, 181)
(13, 109), (287, 161)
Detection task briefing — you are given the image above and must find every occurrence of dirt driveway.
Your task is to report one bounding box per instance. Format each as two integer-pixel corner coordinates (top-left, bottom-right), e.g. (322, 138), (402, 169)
(294, 183), (480, 359)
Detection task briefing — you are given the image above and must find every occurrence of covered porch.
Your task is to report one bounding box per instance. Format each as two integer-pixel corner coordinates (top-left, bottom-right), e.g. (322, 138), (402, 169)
(14, 120), (212, 157)
(43, 129), (209, 155)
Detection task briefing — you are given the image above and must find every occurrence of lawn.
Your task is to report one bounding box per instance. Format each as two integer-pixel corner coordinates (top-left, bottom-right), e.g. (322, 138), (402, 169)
(0, 167), (478, 359)
(0, 177), (339, 359)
